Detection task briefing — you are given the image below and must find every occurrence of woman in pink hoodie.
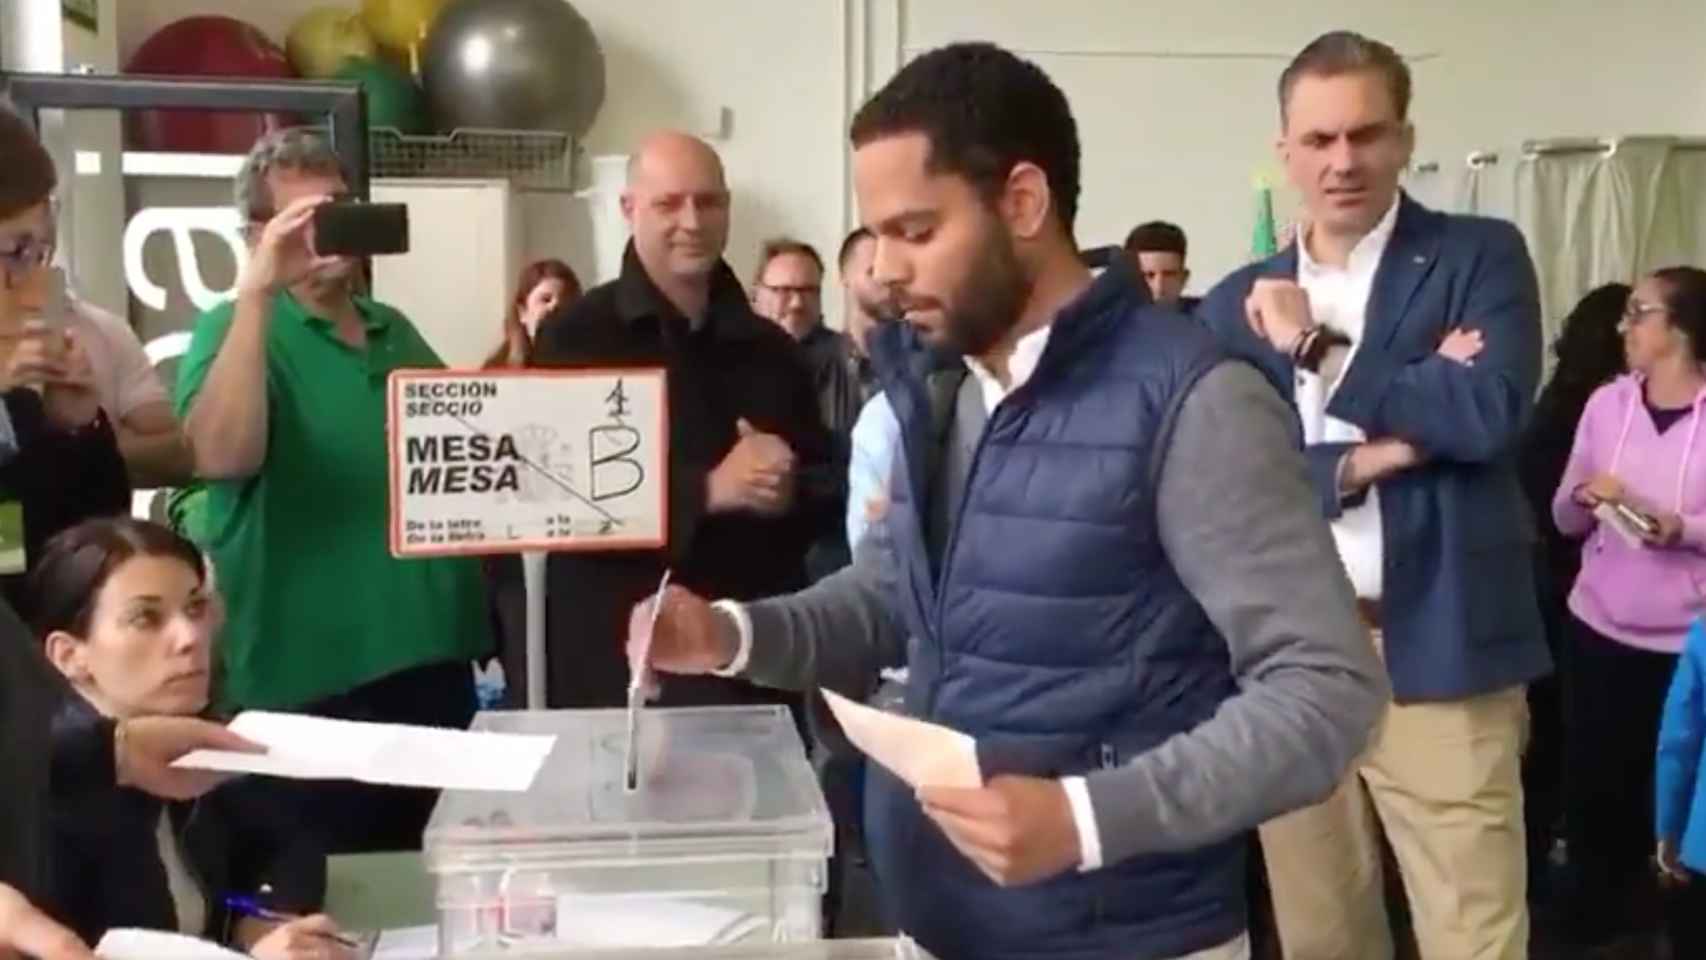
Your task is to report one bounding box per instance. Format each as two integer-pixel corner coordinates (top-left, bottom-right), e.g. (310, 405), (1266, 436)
(1553, 265), (1706, 949)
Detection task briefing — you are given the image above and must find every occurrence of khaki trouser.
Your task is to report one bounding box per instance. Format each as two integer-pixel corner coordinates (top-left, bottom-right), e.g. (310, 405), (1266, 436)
(1258, 650), (1529, 960)
(1177, 934), (1249, 960)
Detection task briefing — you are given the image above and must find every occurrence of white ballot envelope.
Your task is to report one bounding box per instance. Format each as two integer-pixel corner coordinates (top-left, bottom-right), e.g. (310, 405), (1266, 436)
(556, 895), (766, 948)
(172, 712), (556, 792)
(820, 688), (982, 789)
(97, 928), (249, 960)
(370, 925), (439, 960)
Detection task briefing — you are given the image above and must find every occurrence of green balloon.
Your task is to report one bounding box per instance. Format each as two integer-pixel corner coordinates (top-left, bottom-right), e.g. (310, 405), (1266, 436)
(334, 57), (429, 135)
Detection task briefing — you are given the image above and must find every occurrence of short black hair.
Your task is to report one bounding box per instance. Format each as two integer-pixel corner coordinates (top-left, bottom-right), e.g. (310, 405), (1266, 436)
(837, 227), (873, 272)
(850, 42), (1081, 237)
(1654, 266), (1706, 363)
(1124, 221), (1187, 257)
(1280, 31), (1412, 125)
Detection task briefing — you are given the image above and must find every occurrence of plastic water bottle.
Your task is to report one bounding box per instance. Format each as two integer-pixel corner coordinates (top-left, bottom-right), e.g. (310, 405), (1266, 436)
(474, 660), (506, 711)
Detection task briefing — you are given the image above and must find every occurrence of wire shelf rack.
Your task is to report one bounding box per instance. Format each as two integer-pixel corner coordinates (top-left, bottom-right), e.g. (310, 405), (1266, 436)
(369, 127), (576, 188)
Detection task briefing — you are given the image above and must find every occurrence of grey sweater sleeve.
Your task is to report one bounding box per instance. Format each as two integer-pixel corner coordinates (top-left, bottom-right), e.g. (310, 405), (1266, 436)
(1085, 361), (1389, 866)
(739, 503), (907, 697)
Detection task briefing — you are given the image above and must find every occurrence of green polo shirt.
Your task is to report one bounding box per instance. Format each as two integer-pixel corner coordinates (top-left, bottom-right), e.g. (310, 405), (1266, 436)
(175, 291), (490, 710)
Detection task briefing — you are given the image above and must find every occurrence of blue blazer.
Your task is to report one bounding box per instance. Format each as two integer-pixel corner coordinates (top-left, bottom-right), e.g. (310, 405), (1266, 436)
(1197, 194), (1551, 702)
(1658, 620), (1706, 874)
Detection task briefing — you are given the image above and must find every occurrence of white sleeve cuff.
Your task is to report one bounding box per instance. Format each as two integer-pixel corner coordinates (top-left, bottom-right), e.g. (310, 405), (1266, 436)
(708, 600), (753, 677)
(0, 399), (16, 466)
(1060, 776), (1104, 872)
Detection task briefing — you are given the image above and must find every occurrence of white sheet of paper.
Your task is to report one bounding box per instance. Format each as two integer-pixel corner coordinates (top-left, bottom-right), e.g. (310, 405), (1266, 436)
(626, 569), (671, 791)
(173, 712), (557, 792)
(820, 688), (982, 789)
(556, 895), (764, 947)
(371, 925), (439, 960)
(96, 928), (248, 960)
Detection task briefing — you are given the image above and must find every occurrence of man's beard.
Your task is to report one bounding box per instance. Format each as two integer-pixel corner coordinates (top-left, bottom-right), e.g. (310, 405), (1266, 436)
(936, 223), (1030, 357)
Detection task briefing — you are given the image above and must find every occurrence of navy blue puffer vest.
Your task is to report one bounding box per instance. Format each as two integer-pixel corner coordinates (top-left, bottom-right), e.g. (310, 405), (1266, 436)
(865, 263), (1245, 960)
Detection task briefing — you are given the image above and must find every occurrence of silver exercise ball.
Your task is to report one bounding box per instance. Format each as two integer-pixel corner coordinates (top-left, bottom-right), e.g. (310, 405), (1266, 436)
(420, 0), (606, 136)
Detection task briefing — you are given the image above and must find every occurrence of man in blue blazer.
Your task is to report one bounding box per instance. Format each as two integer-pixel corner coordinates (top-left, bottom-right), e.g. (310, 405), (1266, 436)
(1199, 31), (1549, 960)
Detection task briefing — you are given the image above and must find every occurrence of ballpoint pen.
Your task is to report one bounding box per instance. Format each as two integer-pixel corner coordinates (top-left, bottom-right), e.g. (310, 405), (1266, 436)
(223, 895), (362, 949)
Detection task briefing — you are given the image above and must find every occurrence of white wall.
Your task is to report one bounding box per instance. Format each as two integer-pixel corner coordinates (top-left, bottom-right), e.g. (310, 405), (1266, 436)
(2, 0), (63, 72)
(101, 0), (1706, 301)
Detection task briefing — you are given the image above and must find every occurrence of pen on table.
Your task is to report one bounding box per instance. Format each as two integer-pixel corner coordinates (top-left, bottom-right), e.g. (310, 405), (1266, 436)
(223, 895), (362, 949)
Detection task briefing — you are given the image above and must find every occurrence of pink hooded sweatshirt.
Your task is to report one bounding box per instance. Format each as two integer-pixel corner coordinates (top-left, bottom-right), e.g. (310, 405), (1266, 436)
(1553, 373), (1706, 653)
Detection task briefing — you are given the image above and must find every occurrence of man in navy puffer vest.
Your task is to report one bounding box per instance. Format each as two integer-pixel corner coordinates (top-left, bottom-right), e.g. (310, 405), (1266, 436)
(634, 42), (1388, 960)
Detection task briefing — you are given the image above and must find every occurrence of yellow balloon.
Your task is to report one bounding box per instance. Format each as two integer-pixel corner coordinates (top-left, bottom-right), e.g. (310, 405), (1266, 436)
(287, 7), (379, 79)
(361, 0), (447, 55)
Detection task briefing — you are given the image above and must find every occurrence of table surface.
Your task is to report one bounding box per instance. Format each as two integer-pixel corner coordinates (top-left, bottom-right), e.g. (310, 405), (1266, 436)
(325, 851), (437, 931)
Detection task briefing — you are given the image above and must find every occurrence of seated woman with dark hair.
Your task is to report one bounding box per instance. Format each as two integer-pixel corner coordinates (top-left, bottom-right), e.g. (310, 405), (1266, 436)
(31, 517), (355, 960)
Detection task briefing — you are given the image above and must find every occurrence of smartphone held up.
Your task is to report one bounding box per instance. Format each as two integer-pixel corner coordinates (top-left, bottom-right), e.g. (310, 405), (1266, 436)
(312, 200), (410, 258)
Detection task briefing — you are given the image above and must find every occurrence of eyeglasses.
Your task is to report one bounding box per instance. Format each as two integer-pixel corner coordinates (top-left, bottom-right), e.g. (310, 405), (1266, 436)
(0, 198), (60, 279)
(758, 283), (821, 300)
(1622, 299), (1670, 324)
(0, 236), (54, 275)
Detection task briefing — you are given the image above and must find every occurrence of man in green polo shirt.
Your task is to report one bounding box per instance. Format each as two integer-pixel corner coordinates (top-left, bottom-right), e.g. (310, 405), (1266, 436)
(175, 129), (490, 853)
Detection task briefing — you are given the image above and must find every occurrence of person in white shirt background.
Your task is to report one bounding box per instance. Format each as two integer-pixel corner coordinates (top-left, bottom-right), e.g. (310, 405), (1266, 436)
(0, 199), (192, 490)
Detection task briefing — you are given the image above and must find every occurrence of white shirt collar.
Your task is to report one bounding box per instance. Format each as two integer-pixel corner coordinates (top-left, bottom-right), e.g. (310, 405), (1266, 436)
(964, 322), (1053, 409)
(1297, 195), (1401, 276)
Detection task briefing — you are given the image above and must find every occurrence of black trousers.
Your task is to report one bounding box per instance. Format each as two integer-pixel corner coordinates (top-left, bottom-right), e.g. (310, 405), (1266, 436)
(259, 659), (476, 855)
(1563, 615), (1679, 944)
(1524, 551), (1569, 903)
(1666, 871), (1706, 955)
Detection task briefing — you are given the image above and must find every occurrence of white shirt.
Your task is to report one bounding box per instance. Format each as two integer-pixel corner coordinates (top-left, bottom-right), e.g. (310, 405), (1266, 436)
(962, 322), (1052, 411)
(846, 392), (901, 550)
(69, 296), (170, 420)
(1293, 199), (1400, 600)
(840, 319), (1052, 554)
(156, 812), (207, 935)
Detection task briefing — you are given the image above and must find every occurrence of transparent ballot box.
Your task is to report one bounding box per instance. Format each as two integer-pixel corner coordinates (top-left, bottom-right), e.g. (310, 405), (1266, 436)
(424, 706), (833, 955)
(454, 938), (935, 960)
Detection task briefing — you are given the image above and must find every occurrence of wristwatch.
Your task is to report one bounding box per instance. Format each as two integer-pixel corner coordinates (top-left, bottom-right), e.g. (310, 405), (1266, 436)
(1295, 326), (1352, 374)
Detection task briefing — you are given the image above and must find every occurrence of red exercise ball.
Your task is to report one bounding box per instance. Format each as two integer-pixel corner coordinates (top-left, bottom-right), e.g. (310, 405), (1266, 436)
(124, 16), (299, 154)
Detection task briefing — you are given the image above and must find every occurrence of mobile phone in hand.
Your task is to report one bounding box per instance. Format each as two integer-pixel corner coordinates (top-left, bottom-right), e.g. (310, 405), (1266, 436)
(1614, 501), (1660, 537)
(16, 265), (68, 329)
(312, 200), (410, 257)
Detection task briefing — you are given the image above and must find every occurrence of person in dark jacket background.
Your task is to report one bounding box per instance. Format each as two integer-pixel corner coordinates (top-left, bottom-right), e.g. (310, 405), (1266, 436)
(752, 236), (863, 444)
(0, 106), (129, 612)
(752, 236), (862, 579)
(33, 517), (348, 957)
(1515, 282), (1629, 903)
(531, 131), (835, 712)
